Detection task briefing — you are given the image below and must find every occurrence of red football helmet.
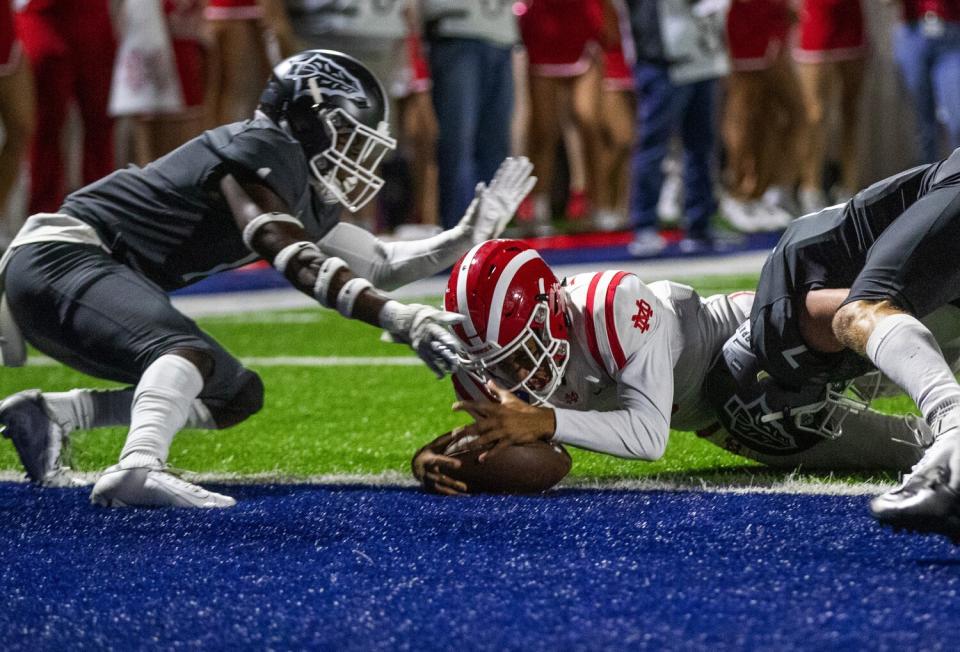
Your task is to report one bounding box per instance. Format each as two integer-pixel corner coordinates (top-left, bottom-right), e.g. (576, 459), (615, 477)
(445, 240), (570, 405)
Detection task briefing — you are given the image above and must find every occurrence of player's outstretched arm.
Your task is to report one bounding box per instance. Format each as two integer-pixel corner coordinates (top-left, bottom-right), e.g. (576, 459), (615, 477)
(220, 174), (464, 377)
(314, 156), (536, 292)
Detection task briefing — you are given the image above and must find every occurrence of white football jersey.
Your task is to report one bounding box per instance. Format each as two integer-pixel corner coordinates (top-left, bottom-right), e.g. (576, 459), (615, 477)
(453, 272), (753, 459)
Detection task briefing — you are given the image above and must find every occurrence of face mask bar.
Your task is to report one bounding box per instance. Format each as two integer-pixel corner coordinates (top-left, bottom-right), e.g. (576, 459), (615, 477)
(309, 107), (397, 212)
(759, 372), (882, 440)
(461, 302), (570, 406)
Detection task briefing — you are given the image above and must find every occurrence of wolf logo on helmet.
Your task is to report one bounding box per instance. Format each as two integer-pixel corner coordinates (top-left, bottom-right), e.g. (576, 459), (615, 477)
(285, 52), (370, 108)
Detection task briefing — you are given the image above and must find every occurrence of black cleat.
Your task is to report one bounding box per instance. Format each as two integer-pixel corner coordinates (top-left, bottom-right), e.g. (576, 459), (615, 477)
(871, 465), (960, 542)
(0, 389), (71, 485)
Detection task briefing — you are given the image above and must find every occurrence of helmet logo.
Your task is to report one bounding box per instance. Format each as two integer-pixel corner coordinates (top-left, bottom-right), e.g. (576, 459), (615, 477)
(723, 393), (799, 452)
(288, 53), (370, 108)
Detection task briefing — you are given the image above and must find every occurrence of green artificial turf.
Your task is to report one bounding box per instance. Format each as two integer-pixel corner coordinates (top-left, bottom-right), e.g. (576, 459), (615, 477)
(0, 274), (916, 483)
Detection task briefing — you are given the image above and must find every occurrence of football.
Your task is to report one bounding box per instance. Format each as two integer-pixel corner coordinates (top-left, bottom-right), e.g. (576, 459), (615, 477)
(443, 439), (572, 494)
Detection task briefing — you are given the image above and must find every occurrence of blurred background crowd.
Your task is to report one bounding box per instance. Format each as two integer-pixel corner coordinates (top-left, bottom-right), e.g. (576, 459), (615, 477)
(0, 0), (958, 257)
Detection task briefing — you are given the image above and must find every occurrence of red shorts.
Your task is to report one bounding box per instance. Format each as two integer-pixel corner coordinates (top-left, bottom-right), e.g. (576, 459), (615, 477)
(603, 48), (633, 91)
(794, 0), (866, 63)
(520, 0), (604, 77)
(171, 39), (204, 108)
(0, 0), (20, 76)
(726, 0), (792, 71)
(204, 0), (262, 21)
(406, 33), (430, 95)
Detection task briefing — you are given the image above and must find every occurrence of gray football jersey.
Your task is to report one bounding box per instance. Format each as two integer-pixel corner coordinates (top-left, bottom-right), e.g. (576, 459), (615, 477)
(60, 117), (340, 290)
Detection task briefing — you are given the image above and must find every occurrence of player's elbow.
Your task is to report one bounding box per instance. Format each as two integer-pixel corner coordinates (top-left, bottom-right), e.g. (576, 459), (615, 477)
(620, 424), (668, 460)
(365, 242), (403, 291)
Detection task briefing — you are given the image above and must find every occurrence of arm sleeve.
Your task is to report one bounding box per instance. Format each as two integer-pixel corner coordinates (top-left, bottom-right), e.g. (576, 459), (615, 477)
(552, 274), (676, 460)
(317, 222), (473, 291)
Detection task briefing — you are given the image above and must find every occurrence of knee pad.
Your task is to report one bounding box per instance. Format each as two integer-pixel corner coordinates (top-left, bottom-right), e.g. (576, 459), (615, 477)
(205, 370), (264, 429)
(164, 347), (216, 380)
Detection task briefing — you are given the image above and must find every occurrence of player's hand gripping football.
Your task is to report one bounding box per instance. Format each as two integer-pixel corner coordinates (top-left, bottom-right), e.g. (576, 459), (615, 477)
(451, 381), (557, 462)
(458, 157), (537, 244)
(411, 431), (467, 496)
(380, 302), (465, 378)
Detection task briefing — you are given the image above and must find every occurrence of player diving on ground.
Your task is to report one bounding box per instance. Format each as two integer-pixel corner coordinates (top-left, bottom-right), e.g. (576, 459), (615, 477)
(0, 50), (535, 507)
(412, 240), (945, 495)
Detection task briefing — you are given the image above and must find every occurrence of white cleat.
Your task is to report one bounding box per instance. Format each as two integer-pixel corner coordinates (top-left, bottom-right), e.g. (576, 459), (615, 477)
(0, 389), (74, 486)
(90, 459), (236, 508)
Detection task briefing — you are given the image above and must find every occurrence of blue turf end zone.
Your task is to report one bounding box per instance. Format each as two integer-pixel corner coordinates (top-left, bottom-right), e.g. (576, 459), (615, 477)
(1, 482), (958, 651)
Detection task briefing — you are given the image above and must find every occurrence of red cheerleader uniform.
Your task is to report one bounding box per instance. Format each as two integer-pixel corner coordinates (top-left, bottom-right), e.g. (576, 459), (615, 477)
(794, 0), (867, 64)
(520, 0), (605, 77)
(726, 0), (792, 72)
(15, 0), (116, 214)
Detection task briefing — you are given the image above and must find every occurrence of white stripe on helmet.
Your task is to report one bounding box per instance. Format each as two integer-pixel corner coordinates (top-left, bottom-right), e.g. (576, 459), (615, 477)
(486, 249), (540, 344)
(456, 241), (490, 344)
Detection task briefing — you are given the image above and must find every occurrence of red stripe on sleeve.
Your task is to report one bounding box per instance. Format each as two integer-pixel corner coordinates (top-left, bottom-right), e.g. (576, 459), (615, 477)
(604, 272), (629, 370)
(584, 273), (605, 372)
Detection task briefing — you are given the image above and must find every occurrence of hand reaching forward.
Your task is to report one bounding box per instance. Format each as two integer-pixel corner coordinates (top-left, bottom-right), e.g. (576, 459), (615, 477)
(380, 302), (465, 378)
(458, 157), (537, 244)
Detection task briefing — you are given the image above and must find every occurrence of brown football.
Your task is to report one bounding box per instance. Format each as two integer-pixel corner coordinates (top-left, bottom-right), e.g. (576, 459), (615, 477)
(445, 440), (572, 494)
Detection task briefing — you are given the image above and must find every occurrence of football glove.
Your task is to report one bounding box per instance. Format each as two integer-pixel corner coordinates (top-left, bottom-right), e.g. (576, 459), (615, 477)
(458, 156), (537, 244)
(380, 302), (465, 378)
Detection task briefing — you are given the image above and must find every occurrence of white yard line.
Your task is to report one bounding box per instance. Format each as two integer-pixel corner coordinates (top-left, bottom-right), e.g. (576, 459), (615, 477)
(0, 469), (895, 496)
(26, 355), (423, 367)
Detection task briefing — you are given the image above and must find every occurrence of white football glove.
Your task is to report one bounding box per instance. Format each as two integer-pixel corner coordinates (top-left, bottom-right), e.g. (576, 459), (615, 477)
(380, 301), (465, 378)
(458, 156), (537, 244)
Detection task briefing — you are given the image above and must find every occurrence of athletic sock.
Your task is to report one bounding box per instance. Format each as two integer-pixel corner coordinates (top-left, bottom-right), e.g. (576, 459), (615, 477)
(865, 313), (960, 427)
(119, 354), (205, 465)
(44, 388), (133, 432)
(43, 388), (216, 434)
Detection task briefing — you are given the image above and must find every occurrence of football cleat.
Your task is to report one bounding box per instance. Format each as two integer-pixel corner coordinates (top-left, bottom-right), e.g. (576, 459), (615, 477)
(90, 459), (236, 508)
(871, 416), (960, 541)
(0, 389), (72, 485)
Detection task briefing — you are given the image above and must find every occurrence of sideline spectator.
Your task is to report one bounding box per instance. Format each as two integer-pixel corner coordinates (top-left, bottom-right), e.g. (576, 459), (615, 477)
(720, 0), (802, 232)
(893, 0), (960, 163)
(594, 0), (635, 231)
(794, 0), (867, 212)
(285, 0), (408, 231)
(206, 1), (298, 125)
(420, 0), (518, 230)
(395, 24), (439, 229)
(110, 0), (207, 165)
(624, 0), (729, 256)
(15, 0), (116, 214)
(517, 0), (605, 236)
(0, 0), (33, 249)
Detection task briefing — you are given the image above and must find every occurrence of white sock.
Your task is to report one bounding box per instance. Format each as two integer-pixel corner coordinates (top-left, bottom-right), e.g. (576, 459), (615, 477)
(119, 354), (205, 465)
(865, 313), (960, 426)
(43, 388), (216, 433)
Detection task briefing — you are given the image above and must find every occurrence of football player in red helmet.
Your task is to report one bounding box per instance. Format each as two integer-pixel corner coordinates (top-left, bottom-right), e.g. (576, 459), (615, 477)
(413, 239), (946, 495)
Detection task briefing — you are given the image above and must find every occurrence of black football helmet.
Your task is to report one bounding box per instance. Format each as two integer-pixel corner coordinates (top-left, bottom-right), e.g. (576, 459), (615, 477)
(703, 322), (878, 457)
(259, 49), (397, 212)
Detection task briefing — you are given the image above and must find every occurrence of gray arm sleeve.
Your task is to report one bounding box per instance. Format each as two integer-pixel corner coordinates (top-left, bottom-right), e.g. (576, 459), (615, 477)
(316, 222), (473, 291)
